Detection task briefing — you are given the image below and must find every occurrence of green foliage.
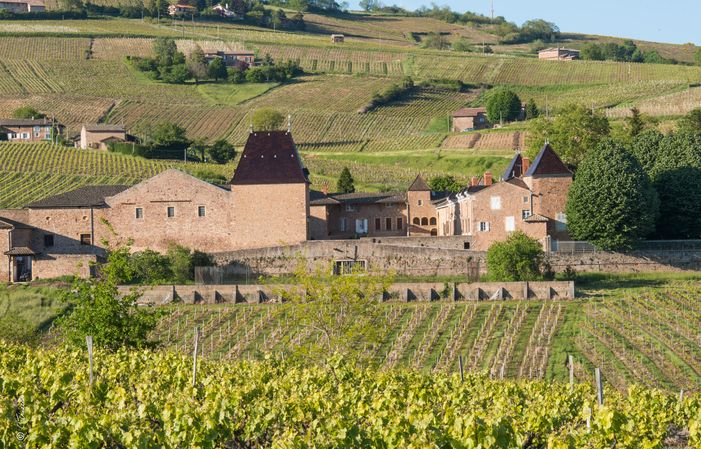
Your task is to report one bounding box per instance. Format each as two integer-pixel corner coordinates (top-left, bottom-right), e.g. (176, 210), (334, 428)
(485, 230), (545, 281)
(428, 175), (465, 192)
(0, 131), (7, 141)
(189, 137), (207, 161)
(270, 259), (393, 364)
(529, 39), (547, 54)
(166, 243), (213, 284)
(678, 107), (701, 134)
(12, 106), (44, 119)
(207, 57), (227, 81)
(696, 47), (701, 65)
(525, 98), (539, 119)
(486, 90), (521, 123)
(191, 167), (227, 183)
(55, 222), (165, 351)
(482, 45), (493, 54)
(208, 138), (236, 162)
(526, 103), (610, 167)
(580, 42), (603, 60)
(337, 166), (355, 193)
(260, 53), (274, 66)
(189, 45), (206, 65)
(451, 37), (471, 52)
(161, 64), (189, 84)
(370, 77), (413, 106)
(153, 121), (190, 152)
(626, 107), (645, 138)
(251, 107), (285, 131)
(228, 68), (246, 84)
(0, 316), (39, 347)
(566, 139), (659, 250)
(131, 249), (173, 284)
(422, 32), (448, 50)
(152, 36), (177, 65)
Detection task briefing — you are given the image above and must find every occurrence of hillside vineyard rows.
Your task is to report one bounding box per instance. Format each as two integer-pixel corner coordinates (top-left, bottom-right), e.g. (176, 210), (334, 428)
(5, 342), (699, 447)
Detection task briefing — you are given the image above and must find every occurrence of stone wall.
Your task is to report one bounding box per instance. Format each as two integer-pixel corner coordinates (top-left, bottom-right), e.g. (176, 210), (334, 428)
(34, 254), (95, 279)
(117, 281), (574, 304)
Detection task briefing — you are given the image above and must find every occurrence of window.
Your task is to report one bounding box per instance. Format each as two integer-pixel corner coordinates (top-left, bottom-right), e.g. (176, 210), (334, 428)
(136, 208), (143, 219)
(523, 196), (529, 203)
(491, 197), (501, 210)
(430, 217), (437, 225)
(34, 126), (40, 131)
(45, 126), (51, 131)
(80, 234), (91, 245)
(34, 133), (40, 137)
(478, 222), (490, 232)
(421, 217), (428, 226)
(397, 217), (403, 230)
(45, 134), (50, 139)
(505, 216), (515, 231)
(167, 207), (175, 218)
(375, 217), (381, 230)
(386, 203), (395, 208)
(44, 234), (54, 247)
(198, 206), (205, 217)
(463, 242), (470, 249)
(557, 213), (567, 231)
(522, 210), (531, 220)
(346, 204), (354, 211)
(385, 217), (392, 230)
(340, 218), (347, 232)
(22, 133), (28, 139)
(418, 200), (423, 206)
(245, 57), (251, 62)
(479, 117), (485, 122)
(412, 217), (420, 225)
(10, 133), (17, 139)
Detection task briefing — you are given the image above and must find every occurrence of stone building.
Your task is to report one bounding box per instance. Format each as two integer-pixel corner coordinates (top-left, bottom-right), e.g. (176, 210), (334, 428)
(79, 124), (127, 150)
(0, 118), (64, 142)
(538, 47), (580, 60)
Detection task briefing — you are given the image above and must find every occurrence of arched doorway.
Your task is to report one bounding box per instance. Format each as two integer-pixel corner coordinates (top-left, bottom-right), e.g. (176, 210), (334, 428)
(430, 228), (437, 236)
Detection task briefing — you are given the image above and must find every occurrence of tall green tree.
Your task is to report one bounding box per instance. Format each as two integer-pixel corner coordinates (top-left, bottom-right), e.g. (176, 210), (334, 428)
(579, 43), (603, 60)
(566, 138), (659, 250)
(251, 108), (285, 131)
(525, 98), (539, 119)
(207, 57), (228, 81)
(189, 137), (208, 161)
(55, 222), (166, 351)
(486, 90), (522, 123)
(337, 167), (355, 193)
(12, 106), (44, 119)
(485, 231), (545, 281)
(208, 138), (236, 162)
(153, 37), (177, 65)
(153, 122), (191, 152)
(678, 107), (701, 134)
(428, 175), (465, 192)
(189, 45), (206, 64)
(626, 106), (645, 138)
(525, 103), (610, 167)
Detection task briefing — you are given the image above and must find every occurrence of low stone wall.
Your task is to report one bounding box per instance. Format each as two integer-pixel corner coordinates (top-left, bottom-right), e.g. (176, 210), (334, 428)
(118, 281), (574, 304)
(34, 254), (96, 279)
(359, 235), (475, 250)
(549, 250), (701, 273)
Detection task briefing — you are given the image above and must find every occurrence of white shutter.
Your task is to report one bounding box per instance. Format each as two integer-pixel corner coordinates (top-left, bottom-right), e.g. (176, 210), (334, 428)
(486, 222), (490, 231)
(505, 217), (515, 231)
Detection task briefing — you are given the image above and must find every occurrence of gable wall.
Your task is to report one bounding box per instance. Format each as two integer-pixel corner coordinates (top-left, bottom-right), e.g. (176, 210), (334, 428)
(531, 176), (572, 241)
(469, 182), (532, 250)
(407, 189), (436, 235)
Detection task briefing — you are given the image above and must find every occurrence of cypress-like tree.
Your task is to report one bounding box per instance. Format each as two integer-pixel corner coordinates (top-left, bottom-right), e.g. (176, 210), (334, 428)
(486, 90), (521, 124)
(566, 138), (659, 250)
(337, 167), (355, 193)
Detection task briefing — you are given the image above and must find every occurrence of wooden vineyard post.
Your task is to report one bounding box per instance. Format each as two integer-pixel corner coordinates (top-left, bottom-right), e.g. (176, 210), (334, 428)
(192, 327), (200, 387)
(86, 336), (94, 388)
(569, 355), (574, 390)
(459, 355), (464, 382)
(595, 368), (603, 405)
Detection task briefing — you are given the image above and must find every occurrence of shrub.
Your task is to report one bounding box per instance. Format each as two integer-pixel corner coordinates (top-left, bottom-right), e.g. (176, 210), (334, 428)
(485, 231), (545, 281)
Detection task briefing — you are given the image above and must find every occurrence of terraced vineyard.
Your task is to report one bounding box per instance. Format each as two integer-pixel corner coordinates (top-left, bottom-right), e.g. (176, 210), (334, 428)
(441, 131), (526, 154)
(0, 36), (90, 60)
(91, 37), (243, 60)
(606, 85), (701, 117)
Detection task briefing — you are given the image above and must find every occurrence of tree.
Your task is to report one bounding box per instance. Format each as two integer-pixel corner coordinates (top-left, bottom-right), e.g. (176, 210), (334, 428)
(678, 107), (701, 134)
(251, 108), (285, 131)
(525, 98), (539, 120)
(245, 67), (265, 83)
(358, 0), (376, 11)
(428, 175), (465, 192)
(290, 12), (306, 29)
(153, 37), (177, 65)
(55, 222), (166, 351)
(12, 106), (44, 119)
(580, 43), (603, 61)
(529, 39), (546, 54)
(260, 53), (274, 66)
(451, 37), (471, 52)
(131, 249), (173, 284)
(189, 137), (208, 161)
(627, 107), (645, 138)
(566, 138), (659, 250)
(269, 258), (393, 365)
(0, 131), (7, 141)
(486, 90), (521, 123)
(186, 60), (208, 84)
(167, 243), (213, 284)
(162, 64), (190, 84)
(207, 58), (227, 81)
(337, 167), (355, 193)
(153, 122), (190, 152)
(208, 138), (236, 162)
(228, 68), (246, 84)
(696, 47), (701, 65)
(485, 231), (545, 281)
(525, 103), (610, 167)
(423, 32), (448, 50)
(190, 45), (206, 65)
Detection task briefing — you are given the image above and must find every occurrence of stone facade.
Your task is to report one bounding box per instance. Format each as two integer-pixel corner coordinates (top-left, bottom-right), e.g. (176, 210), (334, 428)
(80, 125), (126, 150)
(0, 119), (63, 142)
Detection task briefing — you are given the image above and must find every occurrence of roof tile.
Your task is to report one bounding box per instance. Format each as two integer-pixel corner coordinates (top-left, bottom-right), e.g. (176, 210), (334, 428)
(26, 185), (132, 208)
(231, 131), (309, 185)
(523, 144), (573, 177)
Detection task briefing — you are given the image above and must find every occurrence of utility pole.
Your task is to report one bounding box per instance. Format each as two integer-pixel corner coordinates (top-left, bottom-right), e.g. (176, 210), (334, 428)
(500, 110), (503, 128)
(491, 1), (494, 22)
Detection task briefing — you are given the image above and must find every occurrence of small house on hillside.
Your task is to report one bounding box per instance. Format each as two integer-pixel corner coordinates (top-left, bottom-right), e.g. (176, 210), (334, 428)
(452, 108), (491, 132)
(0, 118), (63, 142)
(168, 4), (196, 15)
(80, 125), (127, 151)
(212, 4), (244, 19)
(331, 34), (344, 43)
(538, 47), (580, 60)
(204, 50), (257, 69)
(0, 0), (45, 12)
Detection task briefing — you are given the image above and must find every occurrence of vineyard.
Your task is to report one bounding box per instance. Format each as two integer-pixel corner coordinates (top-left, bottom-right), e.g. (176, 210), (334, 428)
(441, 131), (526, 154)
(606, 85), (701, 117)
(4, 342), (699, 448)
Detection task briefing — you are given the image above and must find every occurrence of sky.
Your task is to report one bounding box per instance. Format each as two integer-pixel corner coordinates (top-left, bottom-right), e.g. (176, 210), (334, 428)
(347, 0), (700, 46)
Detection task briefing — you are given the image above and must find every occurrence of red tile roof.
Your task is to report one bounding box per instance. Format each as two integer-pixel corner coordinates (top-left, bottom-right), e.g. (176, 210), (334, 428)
(231, 131), (310, 185)
(452, 108), (486, 117)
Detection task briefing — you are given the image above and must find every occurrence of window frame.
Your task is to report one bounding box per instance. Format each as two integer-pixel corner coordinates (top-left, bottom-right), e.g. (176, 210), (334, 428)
(396, 217), (403, 230)
(557, 213), (567, 231)
(385, 217), (392, 230)
(374, 217), (381, 231)
(505, 216), (515, 232)
(198, 206), (206, 217)
(418, 200), (423, 206)
(340, 218), (347, 232)
(478, 222), (490, 232)
(523, 196), (529, 203)
(135, 207), (143, 219)
(491, 196), (501, 210)
(80, 234), (92, 246)
(522, 210), (531, 220)
(44, 234), (54, 248)
(167, 206), (175, 218)
(345, 204), (354, 211)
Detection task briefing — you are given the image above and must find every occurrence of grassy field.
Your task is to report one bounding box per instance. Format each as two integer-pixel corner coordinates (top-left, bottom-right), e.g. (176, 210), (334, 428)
(23, 275), (701, 393)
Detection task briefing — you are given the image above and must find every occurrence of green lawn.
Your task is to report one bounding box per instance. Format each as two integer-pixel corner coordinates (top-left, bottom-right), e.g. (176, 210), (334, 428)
(196, 81), (280, 106)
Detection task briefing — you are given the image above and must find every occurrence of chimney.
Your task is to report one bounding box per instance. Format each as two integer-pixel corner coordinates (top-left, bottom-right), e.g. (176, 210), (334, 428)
(522, 157), (530, 174)
(471, 176), (479, 186)
(484, 172), (492, 186)
(322, 183), (328, 195)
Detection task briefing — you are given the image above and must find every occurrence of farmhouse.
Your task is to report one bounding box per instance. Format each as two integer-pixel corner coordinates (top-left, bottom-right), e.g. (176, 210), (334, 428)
(0, 118), (64, 142)
(452, 108), (491, 132)
(168, 4), (196, 15)
(79, 124), (127, 150)
(0, 0), (45, 12)
(212, 4), (244, 19)
(204, 49), (256, 69)
(538, 47), (580, 60)
(331, 34), (344, 43)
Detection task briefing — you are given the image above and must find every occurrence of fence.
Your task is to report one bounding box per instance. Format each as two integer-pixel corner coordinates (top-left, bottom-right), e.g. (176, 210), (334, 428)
(553, 240), (701, 253)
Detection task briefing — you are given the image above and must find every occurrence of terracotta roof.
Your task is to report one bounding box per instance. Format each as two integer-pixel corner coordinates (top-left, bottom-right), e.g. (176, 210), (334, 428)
(231, 131), (309, 185)
(523, 144), (573, 177)
(309, 191), (405, 206)
(309, 190), (337, 205)
(524, 213), (549, 223)
(84, 125), (125, 132)
(452, 108), (486, 118)
(503, 153), (523, 180)
(26, 185), (132, 208)
(408, 175), (431, 191)
(4, 247), (38, 256)
(0, 118), (60, 126)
